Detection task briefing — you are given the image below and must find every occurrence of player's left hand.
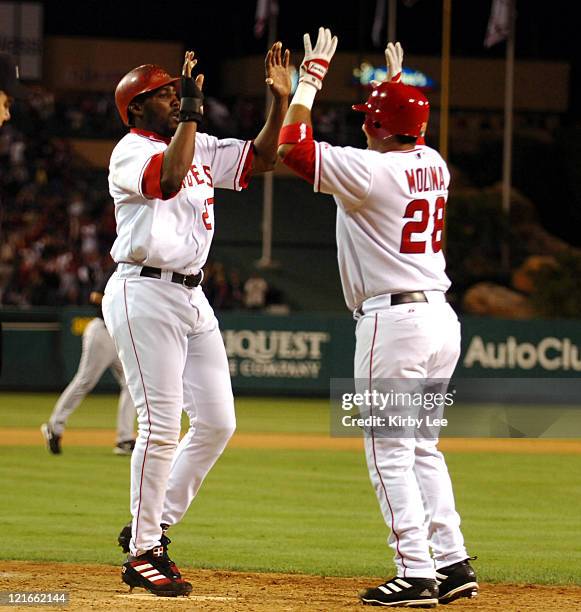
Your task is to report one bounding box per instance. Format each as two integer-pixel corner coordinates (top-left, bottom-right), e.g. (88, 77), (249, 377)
(385, 41), (404, 82)
(370, 41), (404, 89)
(265, 41), (291, 99)
(180, 50), (204, 123)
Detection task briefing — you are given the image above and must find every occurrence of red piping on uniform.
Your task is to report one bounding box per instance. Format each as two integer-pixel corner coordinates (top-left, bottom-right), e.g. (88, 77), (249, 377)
(391, 147), (422, 154)
(238, 142), (254, 189)
(368, 313), (408, 576)
(123, 280), (153, 552)
(234, 140), (253, 190)
(317, 142), (323, 191)
(130, 127), (171, 145)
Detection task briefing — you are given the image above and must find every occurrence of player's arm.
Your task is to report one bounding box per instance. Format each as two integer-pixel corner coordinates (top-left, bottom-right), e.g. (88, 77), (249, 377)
(159, 51), (204, 197)
(251, 42), (292, 174)
(277, 27), (338, 183)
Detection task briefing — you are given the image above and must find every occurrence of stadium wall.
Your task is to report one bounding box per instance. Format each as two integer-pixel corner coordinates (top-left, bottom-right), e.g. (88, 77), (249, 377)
(2, 309), (581, 400)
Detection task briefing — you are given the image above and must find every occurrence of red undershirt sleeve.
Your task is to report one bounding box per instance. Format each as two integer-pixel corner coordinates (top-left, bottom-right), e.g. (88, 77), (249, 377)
(141, 152), (180, 200)
(280, 141), (316, 185)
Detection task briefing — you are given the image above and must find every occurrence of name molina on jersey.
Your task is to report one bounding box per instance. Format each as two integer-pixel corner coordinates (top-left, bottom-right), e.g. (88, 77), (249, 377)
(405, 166), (446, 193)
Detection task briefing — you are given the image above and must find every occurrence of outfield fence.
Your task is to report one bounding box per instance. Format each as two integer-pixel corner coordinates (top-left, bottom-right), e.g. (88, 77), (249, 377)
(2, 308), (581, 402)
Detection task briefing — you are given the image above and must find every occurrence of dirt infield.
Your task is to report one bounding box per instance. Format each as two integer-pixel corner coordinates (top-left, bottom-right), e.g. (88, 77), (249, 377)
(3, 428), (581, 454)
(3, 431), (580, 610)
(1, 562), (580, 611)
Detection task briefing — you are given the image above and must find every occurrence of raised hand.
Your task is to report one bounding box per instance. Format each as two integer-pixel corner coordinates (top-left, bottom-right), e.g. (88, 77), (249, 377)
(265, 41), (291, 99)
(181, 50), (204, 94)
(299, 27), (338, 91)
(180, 50), (204, 123)
(385, 41), (404, 82)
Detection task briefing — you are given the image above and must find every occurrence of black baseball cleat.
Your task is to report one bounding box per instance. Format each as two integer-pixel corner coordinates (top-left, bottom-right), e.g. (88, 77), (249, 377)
(360, 577), (438, 607)
(118, 521), (132, 554)
(436, 558), (479, 604)
(118, 523), (180, 578)
(122, 544), (191, 597)
(118, 522), (171, 554)
(113, 439), (135, 456)
(40, 423), (62, 454)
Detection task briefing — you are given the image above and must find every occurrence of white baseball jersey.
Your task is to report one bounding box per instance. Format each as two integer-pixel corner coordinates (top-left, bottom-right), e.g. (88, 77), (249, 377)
(108, 128), (253, 272)
(313, 143), (451, 311)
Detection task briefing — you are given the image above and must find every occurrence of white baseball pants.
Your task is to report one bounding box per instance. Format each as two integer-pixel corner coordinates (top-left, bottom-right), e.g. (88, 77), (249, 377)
(354, 300), (468, 579)
(48, 317), (135, 443)
(103, 270), (235, 557)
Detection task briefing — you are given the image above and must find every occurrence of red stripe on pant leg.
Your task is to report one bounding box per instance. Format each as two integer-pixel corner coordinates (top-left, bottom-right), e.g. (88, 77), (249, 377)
(368, 313), (409, 576)
(123, 280), (153, 551)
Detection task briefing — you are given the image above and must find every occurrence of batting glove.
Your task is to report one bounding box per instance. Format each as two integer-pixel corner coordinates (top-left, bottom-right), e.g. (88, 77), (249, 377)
(180, 51), (204, 124)
(385, 41), (404, 82)
(299, 27), (338, 91)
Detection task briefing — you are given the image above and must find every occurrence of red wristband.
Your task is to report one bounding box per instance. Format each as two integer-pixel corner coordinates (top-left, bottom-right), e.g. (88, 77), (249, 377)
(278, 122), (313, 146)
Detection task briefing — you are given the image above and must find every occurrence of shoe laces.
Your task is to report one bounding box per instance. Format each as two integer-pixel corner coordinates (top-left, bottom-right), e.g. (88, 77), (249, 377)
(158, 540), (182, 578)
(151, 545), (175, 574)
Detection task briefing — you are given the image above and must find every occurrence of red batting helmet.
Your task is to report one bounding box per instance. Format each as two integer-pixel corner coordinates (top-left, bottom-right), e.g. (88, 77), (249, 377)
(352, 81), (429, 141)
(115, 64), (180, 126)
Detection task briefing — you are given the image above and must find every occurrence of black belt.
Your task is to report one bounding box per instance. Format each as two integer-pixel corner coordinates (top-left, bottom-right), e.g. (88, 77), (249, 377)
(139, 266), (202, 288)
(357, 291), (430, 316)
(390, 291), (428, 306)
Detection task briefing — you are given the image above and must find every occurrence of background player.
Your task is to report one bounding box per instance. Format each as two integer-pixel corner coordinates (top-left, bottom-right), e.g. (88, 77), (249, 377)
(103, 45), (291, 596)
(277, 29), (478, 607)
(41, 265), (136, 455)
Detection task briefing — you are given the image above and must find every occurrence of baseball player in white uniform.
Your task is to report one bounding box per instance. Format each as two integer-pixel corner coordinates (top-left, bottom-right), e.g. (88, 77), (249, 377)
(103, 47), (291, 596)
(278, 29), (478, 607)
(41, 269), (136, 456)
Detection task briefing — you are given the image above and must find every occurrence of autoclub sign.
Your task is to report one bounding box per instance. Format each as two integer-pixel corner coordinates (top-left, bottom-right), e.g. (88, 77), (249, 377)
(459, 316), (581, 377)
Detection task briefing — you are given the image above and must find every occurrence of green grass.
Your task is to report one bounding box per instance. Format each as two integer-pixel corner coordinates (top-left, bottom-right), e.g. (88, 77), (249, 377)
(0, 392), (580, 584)
(0, 392), (329, 433)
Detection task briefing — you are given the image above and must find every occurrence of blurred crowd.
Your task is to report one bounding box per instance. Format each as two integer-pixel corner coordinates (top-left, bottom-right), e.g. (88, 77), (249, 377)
(0, 87), (563, 312)
(203, 261), (288, 313)
(0, 97), (287, 310)
(0, 119), (116, 306)
(10, 87), (562, 147)
(8, 87), (361, 145)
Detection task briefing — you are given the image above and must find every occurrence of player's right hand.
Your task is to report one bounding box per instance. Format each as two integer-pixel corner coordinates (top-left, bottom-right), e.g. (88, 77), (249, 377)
(299, 27), (338, 91)
(385, 41), (404, 82)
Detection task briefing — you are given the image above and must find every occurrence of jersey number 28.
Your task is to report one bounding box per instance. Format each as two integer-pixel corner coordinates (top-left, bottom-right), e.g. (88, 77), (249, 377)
(400, 196), (446, 254)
